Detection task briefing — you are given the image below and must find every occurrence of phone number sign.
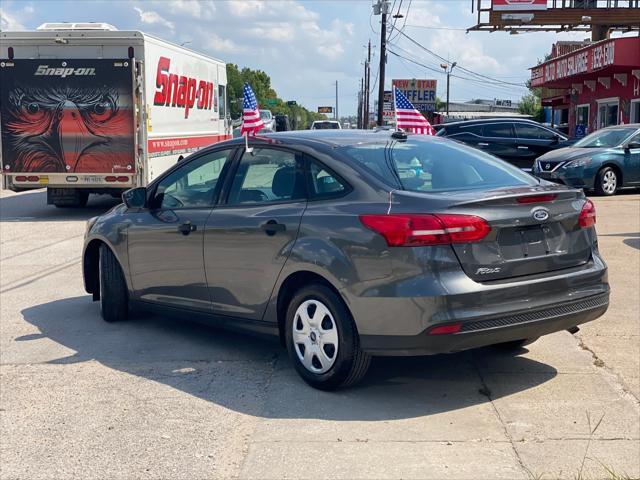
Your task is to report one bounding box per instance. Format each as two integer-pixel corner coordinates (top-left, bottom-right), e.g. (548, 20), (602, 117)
(392, 79), (437, 112)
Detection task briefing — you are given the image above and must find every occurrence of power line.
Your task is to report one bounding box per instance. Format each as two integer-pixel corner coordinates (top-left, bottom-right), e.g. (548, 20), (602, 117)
(389, 25), (528, 88)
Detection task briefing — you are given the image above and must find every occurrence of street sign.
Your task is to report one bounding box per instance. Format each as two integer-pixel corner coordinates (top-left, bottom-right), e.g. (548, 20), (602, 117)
(392, 79), (437, 113)
(318, 106), (333, 113)
(383, 90), (394, 119)
(265, 99), (278, 106)
(287, 100), (297, 106)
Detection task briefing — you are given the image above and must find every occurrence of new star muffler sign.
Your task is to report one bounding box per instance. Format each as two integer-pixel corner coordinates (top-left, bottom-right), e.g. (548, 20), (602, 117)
(492, 0), (547, 10)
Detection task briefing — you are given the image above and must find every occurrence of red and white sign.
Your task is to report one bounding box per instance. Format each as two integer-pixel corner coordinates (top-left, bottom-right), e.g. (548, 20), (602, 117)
(492, 0), (547, 11)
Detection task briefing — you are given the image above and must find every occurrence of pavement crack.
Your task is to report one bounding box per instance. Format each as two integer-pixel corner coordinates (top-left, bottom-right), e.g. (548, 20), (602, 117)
(472, 354), (534, 480)
(577, 334), (639, 404)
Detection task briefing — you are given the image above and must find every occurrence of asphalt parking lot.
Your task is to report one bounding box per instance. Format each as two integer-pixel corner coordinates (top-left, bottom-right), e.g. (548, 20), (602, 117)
(1, 188), (638, 480)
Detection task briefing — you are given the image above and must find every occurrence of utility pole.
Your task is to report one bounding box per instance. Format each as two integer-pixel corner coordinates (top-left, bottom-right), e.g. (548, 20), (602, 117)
(358, 78), (364, 129)
(364, 39), (371, 129)
(373, 0), (390, 126)
(440, 61), (457, 116)
(335, 80), (339, 121)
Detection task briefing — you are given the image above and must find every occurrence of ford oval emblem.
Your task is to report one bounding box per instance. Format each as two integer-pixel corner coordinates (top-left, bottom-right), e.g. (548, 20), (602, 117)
(533, 208), (549, 221)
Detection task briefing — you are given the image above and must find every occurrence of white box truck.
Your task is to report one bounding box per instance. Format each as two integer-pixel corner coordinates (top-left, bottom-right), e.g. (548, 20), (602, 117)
(0, 23), (230, 207)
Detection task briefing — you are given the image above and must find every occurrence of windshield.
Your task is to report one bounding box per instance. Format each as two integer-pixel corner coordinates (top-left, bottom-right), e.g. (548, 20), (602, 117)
(313, 122), (340, 129)
(341, 138), (537, 192)
(260, 110), (273, 121)
(573, 128), (637, 148)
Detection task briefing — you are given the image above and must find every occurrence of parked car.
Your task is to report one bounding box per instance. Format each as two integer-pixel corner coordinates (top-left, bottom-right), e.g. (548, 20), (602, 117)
(435, 118), (569, 170)
(83, 130), (609, 390)
(533, 124), (640, 196)
(311, 120), (341, 130)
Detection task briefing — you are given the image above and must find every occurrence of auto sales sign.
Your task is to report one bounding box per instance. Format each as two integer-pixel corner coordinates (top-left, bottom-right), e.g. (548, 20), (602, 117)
(492, 0), (547, 10)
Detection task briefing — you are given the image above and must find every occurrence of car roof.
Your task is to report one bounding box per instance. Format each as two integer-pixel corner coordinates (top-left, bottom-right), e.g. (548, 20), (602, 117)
(601, 123), (640, 130)
(211, 129), (427, 149)
(441, 118), (544, 128)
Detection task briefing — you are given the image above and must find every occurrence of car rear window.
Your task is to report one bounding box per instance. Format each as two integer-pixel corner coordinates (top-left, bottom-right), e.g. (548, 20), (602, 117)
(341, 138), (537, 192)
(313, 122), (340, 129)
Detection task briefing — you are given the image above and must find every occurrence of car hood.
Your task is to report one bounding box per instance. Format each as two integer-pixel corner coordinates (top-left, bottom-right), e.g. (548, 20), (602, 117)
(537, 147), (605, 162)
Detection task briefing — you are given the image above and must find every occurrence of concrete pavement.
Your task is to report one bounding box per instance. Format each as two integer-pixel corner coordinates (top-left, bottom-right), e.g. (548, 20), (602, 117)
(1, 188), (638, 480)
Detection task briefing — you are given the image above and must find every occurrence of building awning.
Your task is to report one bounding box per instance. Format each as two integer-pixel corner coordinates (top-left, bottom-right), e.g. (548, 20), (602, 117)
(530, 37), (640, 89)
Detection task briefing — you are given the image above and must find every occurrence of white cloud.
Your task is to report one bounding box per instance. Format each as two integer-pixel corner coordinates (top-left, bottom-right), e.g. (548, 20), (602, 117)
(1, 11), (26, 31)
(228, 1), (266, 17)
(205, 32), (240, 54)
(133, 6), (175, 31)
(167, 0), (216, 20)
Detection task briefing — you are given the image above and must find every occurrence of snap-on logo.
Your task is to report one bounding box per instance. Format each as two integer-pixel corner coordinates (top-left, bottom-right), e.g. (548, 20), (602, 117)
(476, 267), (501, 275)
(153, 56), (214, 119)
(34, 64), (96, 78)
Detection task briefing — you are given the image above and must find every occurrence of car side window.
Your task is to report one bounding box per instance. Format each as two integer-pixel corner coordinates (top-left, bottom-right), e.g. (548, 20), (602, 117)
(515, 123), (557, 140)
(483, 123), (514, 138)
(307, 160), (348, 200)
(154, 149), (232, 209)
(459, 125), (483, 136)
(227, 149), (305, 205)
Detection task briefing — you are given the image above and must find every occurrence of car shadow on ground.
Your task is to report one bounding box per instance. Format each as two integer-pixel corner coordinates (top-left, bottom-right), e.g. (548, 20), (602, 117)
(19, 296), (558, 421)
(0, 190), (120, 222)
(599, 231), (640, 251)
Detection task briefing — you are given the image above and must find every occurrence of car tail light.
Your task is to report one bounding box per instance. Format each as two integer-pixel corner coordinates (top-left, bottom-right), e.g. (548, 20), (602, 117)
(116, 176), (129, 182)
(579, 199), (596, 228)
(428, 322), (462, 335)
(27, 176), (39, 182)
(359, 214), (491, 247)
(105, 176), (117, 182)
(15, 176), (27, 182)
(516, 194), (557, 204)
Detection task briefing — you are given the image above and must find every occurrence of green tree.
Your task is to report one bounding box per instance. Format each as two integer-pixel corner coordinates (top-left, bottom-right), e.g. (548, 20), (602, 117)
(226, 63), (327, 130)
(519, 93), (543, 122)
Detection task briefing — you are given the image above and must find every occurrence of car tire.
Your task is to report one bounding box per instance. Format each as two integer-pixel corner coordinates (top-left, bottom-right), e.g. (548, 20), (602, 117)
(595, 166), (618, 196)
(285, 284), (370, 390)
(493, 337), (539, 350)
(99, 245), (129, 323)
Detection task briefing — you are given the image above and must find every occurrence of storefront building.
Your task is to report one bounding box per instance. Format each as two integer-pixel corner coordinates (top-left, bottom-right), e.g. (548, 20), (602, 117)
(531, 37), (640, 138)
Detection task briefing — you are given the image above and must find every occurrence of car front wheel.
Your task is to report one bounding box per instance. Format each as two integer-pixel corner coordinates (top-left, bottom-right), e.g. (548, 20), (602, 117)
(285, 284), (370, 390)
(99, 245), (129, 323)
(595, 167), (618, 196)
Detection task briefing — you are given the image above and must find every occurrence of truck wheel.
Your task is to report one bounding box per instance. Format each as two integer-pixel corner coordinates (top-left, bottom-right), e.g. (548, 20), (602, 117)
(285, 284), (370, 390)
(99, 245), (129, 322)
(595, 167), (618, 196)
(53, 190), (89, 208)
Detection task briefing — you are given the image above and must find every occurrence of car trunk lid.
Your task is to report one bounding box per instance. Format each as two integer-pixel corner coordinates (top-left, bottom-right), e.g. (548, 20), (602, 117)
(390, 185), (593, 282)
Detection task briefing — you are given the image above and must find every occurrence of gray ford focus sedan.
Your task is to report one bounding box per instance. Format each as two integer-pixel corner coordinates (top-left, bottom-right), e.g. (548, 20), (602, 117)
(83, 130), (609, 390)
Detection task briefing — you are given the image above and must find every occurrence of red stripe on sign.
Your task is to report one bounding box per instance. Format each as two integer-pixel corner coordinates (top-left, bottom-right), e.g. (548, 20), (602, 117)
(147, 134), (231, 153)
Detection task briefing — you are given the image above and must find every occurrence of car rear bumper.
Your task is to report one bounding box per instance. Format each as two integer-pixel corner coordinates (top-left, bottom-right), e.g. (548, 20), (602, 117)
(360, 292), (608, 355)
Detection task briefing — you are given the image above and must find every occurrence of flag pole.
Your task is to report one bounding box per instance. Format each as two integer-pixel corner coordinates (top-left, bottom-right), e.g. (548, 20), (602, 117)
(392, 86), (399, 133)
(244, 131), (253, 154)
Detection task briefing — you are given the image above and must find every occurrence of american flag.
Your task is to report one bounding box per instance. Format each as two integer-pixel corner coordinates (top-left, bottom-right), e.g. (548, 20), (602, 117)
(394, 87), (435, 135)
(241, 83), (264, 136)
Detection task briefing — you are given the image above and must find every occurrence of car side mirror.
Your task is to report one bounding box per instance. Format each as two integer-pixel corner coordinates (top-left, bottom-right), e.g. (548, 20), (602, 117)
(625, 142), (640, 151)
(122, 187), (147, 209)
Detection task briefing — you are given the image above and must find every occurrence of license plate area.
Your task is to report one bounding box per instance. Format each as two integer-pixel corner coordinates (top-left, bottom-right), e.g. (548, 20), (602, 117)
(499, 225), (552, 260)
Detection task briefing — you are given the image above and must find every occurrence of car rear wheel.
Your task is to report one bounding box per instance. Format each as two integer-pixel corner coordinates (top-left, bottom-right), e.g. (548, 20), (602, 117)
(595, 167), (618, 196)
(285, 284), (370, 390)
(99, 245), (129, 323)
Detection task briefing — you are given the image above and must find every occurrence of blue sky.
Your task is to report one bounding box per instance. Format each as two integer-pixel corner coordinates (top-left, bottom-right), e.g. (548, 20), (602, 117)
(0, 0), (626, 116)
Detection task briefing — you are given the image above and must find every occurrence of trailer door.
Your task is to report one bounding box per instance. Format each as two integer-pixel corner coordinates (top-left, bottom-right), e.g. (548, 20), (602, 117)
(0, 59), (136, 184)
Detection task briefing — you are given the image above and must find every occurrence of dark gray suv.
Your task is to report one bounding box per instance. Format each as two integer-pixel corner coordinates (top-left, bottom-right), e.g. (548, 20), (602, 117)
(83, 130), (609, 389)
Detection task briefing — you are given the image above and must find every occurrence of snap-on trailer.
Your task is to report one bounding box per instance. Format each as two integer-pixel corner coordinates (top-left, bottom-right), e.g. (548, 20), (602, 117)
(0, 23), (230, 207)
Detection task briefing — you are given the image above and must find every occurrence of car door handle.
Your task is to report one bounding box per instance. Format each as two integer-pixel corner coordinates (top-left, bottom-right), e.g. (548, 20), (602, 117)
(178, 221), (197, 235)
(517, 146), (529, 150)
(477, 142), (489, 146)
(260, 220), (286, 236)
